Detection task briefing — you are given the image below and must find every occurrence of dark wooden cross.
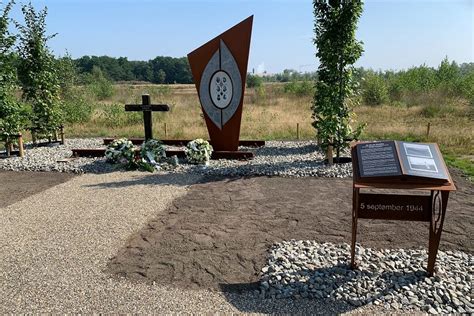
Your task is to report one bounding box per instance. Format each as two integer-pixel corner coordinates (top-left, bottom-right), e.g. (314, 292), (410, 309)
(125, 94), (169, 140)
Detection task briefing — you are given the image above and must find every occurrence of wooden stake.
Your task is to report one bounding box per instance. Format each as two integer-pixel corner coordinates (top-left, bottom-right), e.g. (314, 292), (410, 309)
(327, 145), (333, 165)
(426, 122), (431, 138)
(32, 131), (37, 145)
(5, 137), (11, 157)
(164, 123), (168, 137)
(327, 136), (334, 165)
(18, 133), (24, 158)
(60, 125), (65, 145)
(296, 123), (300, 140)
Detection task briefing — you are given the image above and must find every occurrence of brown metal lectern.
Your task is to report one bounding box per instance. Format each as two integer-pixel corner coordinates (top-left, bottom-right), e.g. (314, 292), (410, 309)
(350, 141), (456, 276)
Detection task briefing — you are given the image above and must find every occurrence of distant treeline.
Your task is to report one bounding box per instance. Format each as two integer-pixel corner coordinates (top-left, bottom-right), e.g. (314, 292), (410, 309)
(74, 55), (193, 84)
(72, 55), (320, 84)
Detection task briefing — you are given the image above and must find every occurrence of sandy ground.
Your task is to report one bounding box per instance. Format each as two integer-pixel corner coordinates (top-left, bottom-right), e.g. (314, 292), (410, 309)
(107, 173), (473, 291)
(0, 170), (74, 208)
(0, 171), (381, 313)
(0, 169), (471, 313)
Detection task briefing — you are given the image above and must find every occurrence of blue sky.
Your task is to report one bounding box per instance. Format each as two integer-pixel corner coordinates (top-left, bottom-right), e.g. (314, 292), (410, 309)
(7, 0), (474, 73)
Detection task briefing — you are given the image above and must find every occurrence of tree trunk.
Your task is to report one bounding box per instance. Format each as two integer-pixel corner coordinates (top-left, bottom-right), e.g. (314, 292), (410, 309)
(337, 55), (345, 161)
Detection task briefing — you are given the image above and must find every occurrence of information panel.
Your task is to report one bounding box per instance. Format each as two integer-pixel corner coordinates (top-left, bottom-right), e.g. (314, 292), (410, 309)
(398, 142), (448, 181)
(355, 141), (449, 182)
(356, 141), (401, 177)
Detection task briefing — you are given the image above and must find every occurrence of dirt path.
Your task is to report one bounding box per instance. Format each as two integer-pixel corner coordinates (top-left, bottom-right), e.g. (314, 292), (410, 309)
(107, 170), (473, 291)
(0, 170), (75, 208)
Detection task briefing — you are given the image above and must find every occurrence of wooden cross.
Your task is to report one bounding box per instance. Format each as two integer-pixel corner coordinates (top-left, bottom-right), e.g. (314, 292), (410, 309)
(125, 94), (169, 140)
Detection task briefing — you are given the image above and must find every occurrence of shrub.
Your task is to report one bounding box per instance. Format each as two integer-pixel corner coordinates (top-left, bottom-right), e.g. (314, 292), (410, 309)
(100, 103), (141, 127)
(312, 0), (365, 159)
(283, 80), (314, 97)
(421, 103), (455, 118)
(16, 3), (63, 138)
(0, 1), (27, 141)
(246, 74), (263, 88)
(361, 73), (389, 105)
(83, 66), (114, 101)
(62, 96), (93, 124)
(89, 79), (114, 101)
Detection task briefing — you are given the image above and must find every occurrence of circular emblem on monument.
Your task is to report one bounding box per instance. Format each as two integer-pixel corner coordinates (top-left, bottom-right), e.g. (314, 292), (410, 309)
(210, 71), (233, 109)
(199, 40), (242, 130)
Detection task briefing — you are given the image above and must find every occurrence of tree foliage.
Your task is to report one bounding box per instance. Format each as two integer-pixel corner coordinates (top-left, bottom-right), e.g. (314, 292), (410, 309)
(16, 2), (62, 137)
(74, 55), (192, 84)
(0, 0), (27, 142)
(354, 59), (474, 106)
(312, 0), (365, 159)
(246, 73), (263, 88)
(361, 71), (388, 105)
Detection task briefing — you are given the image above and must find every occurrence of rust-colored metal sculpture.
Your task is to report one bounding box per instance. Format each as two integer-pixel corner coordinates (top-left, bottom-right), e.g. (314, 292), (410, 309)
(188, 16), (253, 151)
(350, 141), (456, 276)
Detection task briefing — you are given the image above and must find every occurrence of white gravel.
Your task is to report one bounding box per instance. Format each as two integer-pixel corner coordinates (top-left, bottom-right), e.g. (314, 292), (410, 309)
(0, 171), (380, 314)
(0, 138), (352, 178)
(260, 240), (473, 314)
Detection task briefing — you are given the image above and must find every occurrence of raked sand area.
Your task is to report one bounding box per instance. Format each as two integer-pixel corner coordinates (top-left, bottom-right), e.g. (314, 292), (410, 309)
(0, 171), (365, 313)
(0, 170), (472, 313)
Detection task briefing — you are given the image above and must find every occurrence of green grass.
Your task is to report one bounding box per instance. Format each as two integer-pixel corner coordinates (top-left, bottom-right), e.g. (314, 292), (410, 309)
(443, 154), (474, 182)
(2, 83), (473, 182)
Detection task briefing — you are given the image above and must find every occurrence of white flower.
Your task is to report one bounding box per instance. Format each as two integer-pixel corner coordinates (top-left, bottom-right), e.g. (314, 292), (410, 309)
(140, 139), (165, 164)
(105, 138), (135, 164)
(185, 139), (213, 164)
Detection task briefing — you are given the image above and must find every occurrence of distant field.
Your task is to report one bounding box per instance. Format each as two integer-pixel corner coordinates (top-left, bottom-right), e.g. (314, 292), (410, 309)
(6, 82), (474, 179)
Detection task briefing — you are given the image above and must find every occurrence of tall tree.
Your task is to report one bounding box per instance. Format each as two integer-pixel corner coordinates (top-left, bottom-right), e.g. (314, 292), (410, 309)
(16, 2), (62, 138)
(0, 0), (26, 146)
(312, 0), (365, 160)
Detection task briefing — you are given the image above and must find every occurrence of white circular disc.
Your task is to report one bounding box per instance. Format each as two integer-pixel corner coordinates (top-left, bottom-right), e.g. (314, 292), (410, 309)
(210, 71), (233, 109)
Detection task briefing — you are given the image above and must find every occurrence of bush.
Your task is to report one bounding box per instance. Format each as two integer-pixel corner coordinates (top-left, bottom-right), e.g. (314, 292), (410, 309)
(62, 97), (93, 124)
(0, 1), (27, 140)
(246, 74), (263, 88)
(89, 80), (114, 101)
(16, 3), (63, 138)
(361, 74), (389, 105)
(100, 103), (141, 127)
(283, 80), (314, 97)
(421, 103), (455, 118)
(459, 71), (474, 106)
(83, 66), (114, 101)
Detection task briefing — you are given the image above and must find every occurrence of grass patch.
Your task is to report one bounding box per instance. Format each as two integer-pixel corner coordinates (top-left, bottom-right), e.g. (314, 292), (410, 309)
(3, 83), (472, 182)
(443, 154), (474, 182)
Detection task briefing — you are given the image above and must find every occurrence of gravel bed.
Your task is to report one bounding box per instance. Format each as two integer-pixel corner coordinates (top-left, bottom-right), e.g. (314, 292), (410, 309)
(260, 240), (473, 314)
(0, 172), (381, 314)
(0, 138), (352, 177)
(0, 138), (112, 174)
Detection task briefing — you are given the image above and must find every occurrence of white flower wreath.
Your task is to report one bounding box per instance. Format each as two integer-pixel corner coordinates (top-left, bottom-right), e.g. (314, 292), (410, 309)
(105, 138), (135, 164)
(185, 138), (213, 164)
(140, 139), (166, 165)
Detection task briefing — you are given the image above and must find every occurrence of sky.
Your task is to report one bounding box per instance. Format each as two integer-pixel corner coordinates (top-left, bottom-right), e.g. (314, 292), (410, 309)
(6, 0), (474, 74)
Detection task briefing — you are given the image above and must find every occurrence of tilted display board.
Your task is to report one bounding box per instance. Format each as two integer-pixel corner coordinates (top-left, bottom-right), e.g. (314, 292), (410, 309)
(356, 141), (449, 182)
(350, 141), (456, 275)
